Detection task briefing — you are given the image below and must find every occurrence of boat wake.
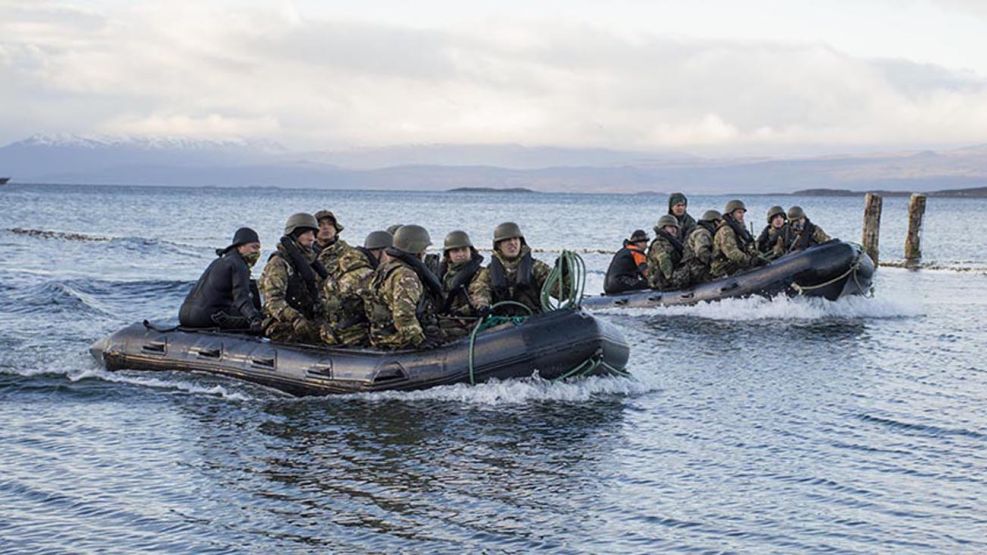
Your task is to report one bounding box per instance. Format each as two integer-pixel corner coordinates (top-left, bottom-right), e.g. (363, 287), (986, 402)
(595, 293), (923, 321)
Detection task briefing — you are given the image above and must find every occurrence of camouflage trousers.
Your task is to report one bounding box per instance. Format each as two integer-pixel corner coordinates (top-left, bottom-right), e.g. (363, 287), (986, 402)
(263, 316), (322, 344)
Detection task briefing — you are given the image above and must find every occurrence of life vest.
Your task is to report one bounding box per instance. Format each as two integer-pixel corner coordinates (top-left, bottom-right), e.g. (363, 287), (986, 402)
(440, 250), (484, 314)
(488, 250), (539, 312)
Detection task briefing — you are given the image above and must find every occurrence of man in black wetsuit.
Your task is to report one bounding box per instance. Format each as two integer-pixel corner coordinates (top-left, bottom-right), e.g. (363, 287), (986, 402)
(603, 229), (650, 294)
(179, 227), (263, 332)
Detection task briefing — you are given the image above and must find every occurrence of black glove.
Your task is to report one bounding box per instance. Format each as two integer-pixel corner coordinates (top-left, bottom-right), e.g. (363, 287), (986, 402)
(249, 318), (265, 335)
(420, 336), (444, 350)
(476, 306), (492, 319)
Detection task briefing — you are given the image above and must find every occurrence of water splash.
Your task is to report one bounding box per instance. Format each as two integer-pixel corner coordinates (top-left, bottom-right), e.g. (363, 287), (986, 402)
(594, 294), (923, 321)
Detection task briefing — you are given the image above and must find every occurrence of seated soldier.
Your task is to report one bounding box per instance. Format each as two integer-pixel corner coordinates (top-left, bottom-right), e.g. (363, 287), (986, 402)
(711, 200), (762, 278)
(470, 222), (558, 315)
(179, 227), (263, 332)
(787, 206), (832, 252)
(314, 209), (352, 272)
(647, 215), (689, 291)
(365, 225), (445, 350)
(321, 230), (393, 347)
(680, 210), (721, 286)
(438, 230), (485, 339)
(757, 205), (792, 259)
(603, 229), (650, 294)
(259, 213), (328, 343)
(667, 192), (697, 241)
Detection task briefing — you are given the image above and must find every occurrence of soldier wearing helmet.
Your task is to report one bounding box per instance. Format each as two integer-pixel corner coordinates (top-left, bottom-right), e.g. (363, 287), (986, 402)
(756, 205), (792, 259)
(786, 206), (831, 252)
(364, 225), (446, 350)
(667, 192), (697, 242)
(314, 209), (355, 280)
(320, 230), (393, 347)
(259, 213), (329, 343)
(646, 215), (690, 291)
(603, 229), (650, 295)
(711, 200), (762, 278)
(470, 222), (558, 315)
(681, 209), (722, 285)
(437, 230), (486, 338)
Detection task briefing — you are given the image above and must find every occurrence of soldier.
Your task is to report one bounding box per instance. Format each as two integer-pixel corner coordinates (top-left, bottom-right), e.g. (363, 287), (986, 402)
(179, 227), (264, 332)
(365, 225), (445, 350)
(438, 230), (485, 339)
(756, 205), (792, 259)
(314, 209), (353, 276)
(680, 210), (721, 286)
(711, 199), (762, 278)
(321, 230), (393, 347)
(470, 222), (556, 315)
(259, 213), (328, 343)
(647, 215), (689, 291)
(603, 229), (650, 295)
(787, 206), (832, 252)
(667, 192), (697, 242)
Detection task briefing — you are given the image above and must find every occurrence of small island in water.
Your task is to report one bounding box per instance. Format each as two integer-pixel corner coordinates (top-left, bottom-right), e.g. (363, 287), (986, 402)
(447, 187), (537, 193)
(793, 186), (987, 198)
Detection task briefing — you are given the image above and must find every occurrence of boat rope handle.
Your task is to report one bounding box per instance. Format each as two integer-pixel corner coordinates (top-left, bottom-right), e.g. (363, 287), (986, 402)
(791, 262), (860, 294)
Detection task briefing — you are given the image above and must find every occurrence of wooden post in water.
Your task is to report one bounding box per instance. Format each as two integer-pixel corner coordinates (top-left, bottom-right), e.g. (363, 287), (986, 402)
(904, 193), (927, 268)
(861, 192), (882, 266)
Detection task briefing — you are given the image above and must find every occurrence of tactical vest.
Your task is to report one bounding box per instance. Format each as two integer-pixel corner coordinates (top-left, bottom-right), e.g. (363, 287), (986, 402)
(440, 252), (483, 314)
(488, 251), (540, 312)
(368, 256), (443, 338)
(269, 252), (318, 320)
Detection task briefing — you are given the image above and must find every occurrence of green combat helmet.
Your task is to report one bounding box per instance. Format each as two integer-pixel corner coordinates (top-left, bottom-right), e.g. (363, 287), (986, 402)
(386, 224), (403, 235)
(656, 214), (681, 230)
(393, 224), (431, 254)
(492, 222), (524, 247)
(700, 209), (722, 222)
(283, 213), (319, 236)
(443, 230), (473, 251)
(787, 206), (806, 220)
(364, 230), (393, 250)
(766, 205), (786, 223)
(724, 199), (747, 215)
(314, 210), (344, 232)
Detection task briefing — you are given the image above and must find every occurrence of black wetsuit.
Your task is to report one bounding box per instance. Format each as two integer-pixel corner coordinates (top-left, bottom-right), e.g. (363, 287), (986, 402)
(179, 250), (261, 328)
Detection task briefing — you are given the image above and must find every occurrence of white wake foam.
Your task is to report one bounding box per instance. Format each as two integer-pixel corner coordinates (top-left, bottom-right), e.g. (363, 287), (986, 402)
(67, 368), (254, 401)
(595, 294), (923, 321)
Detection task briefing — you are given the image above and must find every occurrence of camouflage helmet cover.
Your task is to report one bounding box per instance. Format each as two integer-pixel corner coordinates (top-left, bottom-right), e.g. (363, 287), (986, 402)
(314, 209), (344, 232)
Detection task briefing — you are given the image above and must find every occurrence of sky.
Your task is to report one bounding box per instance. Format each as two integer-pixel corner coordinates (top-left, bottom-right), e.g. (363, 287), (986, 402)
(3, 0), (987, 156)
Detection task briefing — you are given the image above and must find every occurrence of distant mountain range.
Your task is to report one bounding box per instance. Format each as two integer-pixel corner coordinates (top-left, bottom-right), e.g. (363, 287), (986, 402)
(3, 134), (987, 194)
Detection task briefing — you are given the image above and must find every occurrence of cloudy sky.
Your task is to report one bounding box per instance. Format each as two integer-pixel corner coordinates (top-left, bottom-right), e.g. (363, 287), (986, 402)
(3, 0), (987, 156)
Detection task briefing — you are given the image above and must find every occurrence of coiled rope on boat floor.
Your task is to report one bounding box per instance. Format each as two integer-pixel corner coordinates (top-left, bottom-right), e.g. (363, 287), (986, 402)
(467, 251), (626, 384)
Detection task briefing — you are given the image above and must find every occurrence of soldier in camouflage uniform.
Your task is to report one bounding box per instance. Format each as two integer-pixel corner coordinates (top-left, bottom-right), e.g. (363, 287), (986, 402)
(438, 230), (485, 339)
(647, 215), (690, 290)
(259, 213), (328, 343)
(320, 230), (393, 347)
(786, 206), (832, 252)
(314, 209), (354, 277)
(667, 192), (697, 242)
(681, 210), (721, 286)
(756, 205), (791, 259)
(711, 200), (762, 278)
(470, 222), (558, 315)
(364, 225), (445, 350)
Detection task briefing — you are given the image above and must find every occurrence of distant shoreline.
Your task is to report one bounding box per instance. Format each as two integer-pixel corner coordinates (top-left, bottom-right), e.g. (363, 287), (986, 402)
(792, 187), (987, 198)
(446, 187), (537, 193)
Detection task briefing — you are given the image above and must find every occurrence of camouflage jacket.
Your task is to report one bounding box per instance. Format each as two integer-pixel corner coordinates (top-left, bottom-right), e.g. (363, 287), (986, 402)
(441, 252), (484, 317)
(672, 211), (698, 242)
(321, 247), (376, 346)
(646, 231), (688, 290)
(259, 240), (321, 324)
(757, 224), (792, 259)
(471, 245), (552, 314)
(316, 238), (353, 280)
(711, 219), (756, 278)
(789, 221), (831, 252)
(681, 222), (716, 284)
(365, 257), (437, 349)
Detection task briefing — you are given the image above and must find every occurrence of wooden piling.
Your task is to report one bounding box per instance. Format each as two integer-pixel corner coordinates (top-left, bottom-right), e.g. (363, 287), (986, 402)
(904, 193), (927, 268)
(861, 192), (882, 266)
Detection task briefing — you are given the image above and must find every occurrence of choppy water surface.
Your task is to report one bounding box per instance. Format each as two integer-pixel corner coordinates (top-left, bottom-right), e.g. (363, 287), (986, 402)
(1, 184), (985, 553)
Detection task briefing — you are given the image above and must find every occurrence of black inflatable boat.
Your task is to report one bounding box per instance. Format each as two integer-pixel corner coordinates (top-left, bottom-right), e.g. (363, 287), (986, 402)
(584, 240), (875, 309)
(90, 308), (630, 396)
